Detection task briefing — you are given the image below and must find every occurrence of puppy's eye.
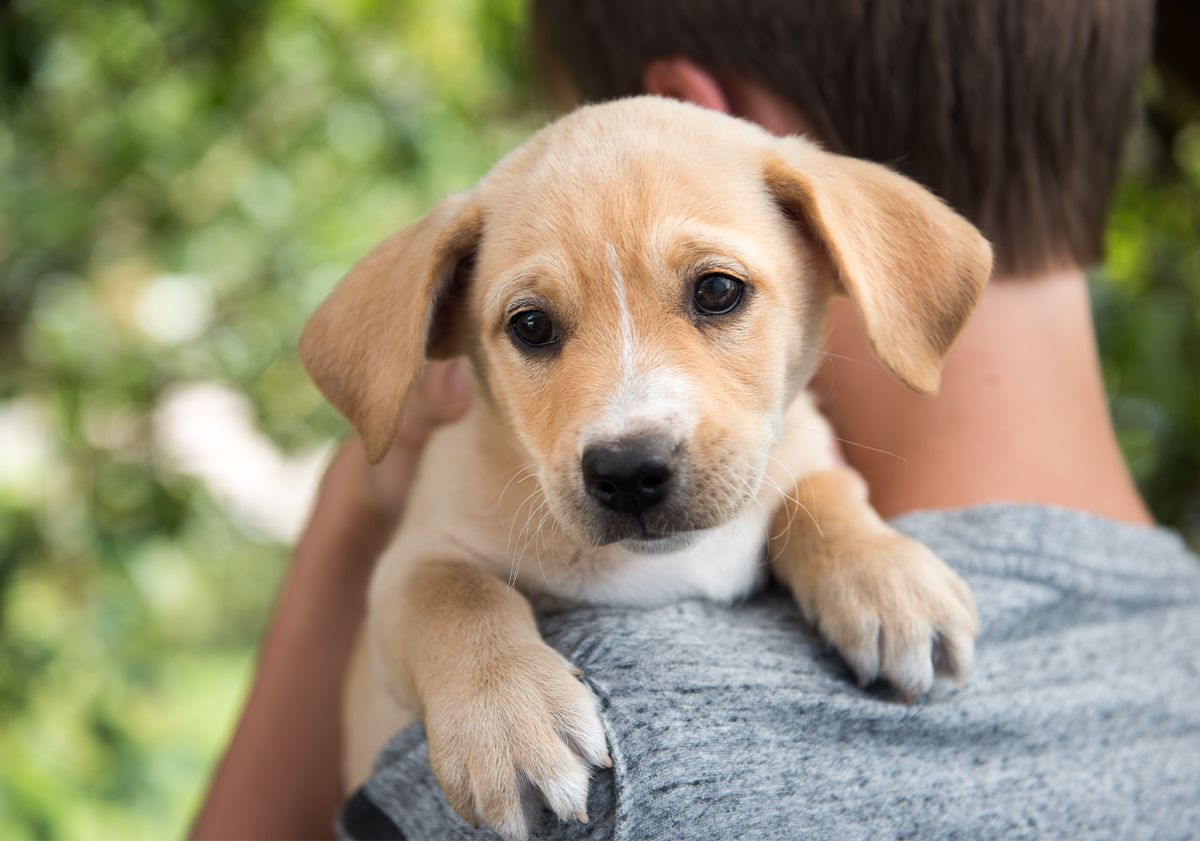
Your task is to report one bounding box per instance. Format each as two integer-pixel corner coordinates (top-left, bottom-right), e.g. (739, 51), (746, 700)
(693, 273), (744, 315)
(509, 310), (558, 348)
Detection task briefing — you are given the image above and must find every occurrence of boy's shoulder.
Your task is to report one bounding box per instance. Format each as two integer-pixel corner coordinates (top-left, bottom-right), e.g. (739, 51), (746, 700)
(344, 504), (1200, 840)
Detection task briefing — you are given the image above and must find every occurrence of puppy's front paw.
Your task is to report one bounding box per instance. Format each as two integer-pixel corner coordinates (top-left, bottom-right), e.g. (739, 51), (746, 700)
(424, 644), (610, 841)
(795, 533), (979, 701)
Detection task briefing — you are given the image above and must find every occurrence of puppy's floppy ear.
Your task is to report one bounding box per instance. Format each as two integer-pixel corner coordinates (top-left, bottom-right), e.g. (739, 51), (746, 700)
(764, 140), (993, 394)
(300, 193), (482, 462)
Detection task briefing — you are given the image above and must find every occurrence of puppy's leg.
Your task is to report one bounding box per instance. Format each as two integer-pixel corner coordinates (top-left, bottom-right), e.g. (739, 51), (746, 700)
(371, 558), (610, 841)
(769, 469), (979, 700)
(341, 626), (415, 790)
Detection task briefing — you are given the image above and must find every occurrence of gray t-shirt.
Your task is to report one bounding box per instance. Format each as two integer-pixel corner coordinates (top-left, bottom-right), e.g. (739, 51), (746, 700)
(339, 505), (1200, 840)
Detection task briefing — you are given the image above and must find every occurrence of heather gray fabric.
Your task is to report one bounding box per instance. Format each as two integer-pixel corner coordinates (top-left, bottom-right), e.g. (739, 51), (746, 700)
(341, 505), (1200, 840)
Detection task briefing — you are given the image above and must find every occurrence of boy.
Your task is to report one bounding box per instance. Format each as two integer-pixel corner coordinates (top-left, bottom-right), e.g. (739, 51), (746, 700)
(194, 2), (1200, 838)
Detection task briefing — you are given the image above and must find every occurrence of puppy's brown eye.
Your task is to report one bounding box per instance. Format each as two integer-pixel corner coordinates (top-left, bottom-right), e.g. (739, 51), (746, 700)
(509, 310), (558, 348)
(694, 273), (744, 315)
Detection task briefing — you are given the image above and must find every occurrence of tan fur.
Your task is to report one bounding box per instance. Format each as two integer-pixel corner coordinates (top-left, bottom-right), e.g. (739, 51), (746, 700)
(770, 468), (981, 701)
(763, 152), (992, 393)
(301, 97), (992, 840)
(300, 197), (483, 462)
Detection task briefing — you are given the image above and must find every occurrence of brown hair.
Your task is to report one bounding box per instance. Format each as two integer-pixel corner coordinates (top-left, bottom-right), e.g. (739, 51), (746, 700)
(530, 0), (1153, 275)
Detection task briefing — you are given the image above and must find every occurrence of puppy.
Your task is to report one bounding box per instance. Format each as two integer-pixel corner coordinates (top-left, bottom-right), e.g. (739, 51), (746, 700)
(301, 96), (990, 840)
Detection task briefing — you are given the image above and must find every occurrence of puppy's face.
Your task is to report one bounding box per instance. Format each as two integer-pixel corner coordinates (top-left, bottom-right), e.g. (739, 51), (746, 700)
(301, 98), (992, 551)
(470, 136), (825, 549)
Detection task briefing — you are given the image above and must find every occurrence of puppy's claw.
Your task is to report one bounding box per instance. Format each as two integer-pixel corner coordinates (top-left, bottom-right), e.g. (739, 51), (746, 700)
(575, 811), (589, 824)
(933, 629), (975, 687)
(435, 768), (479, 829)
(821, 617), (880, 692)
(881, 626), (935, 701)
(482, 799), (529, 841)
(495, 822), (529, 841)
(600, 753), (613, 769)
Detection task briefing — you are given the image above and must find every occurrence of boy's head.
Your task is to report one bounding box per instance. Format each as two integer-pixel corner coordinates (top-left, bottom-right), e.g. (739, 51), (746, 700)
(531, 0), (1154, 276)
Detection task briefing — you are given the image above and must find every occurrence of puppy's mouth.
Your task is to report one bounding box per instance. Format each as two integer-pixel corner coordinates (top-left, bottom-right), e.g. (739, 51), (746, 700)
(579, 490), (750, 550)
(619, 530), (700, 555)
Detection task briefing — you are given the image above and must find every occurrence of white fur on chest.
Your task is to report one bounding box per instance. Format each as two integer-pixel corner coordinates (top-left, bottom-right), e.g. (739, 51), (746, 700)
(559, 505), (772, 608)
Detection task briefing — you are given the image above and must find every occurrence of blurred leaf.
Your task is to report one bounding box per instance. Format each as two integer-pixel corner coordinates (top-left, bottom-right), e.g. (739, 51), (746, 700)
(0, 1), (538, 836)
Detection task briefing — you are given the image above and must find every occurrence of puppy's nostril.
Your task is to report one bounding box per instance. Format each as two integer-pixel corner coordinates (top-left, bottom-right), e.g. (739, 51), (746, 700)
(639, 471), (667, 492)
(595, 479), (617, 500)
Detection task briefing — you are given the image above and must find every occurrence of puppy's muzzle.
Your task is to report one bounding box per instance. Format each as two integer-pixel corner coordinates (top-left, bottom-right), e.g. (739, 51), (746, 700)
(582, 435), (677, 515)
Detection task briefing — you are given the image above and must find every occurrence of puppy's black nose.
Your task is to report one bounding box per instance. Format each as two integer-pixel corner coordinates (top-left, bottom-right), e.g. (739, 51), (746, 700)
(582, 437), (677, 514)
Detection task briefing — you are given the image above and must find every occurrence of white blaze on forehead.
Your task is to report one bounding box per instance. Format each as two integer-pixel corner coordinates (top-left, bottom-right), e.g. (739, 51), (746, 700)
(606, 242), (637, 375)
(580, 243), (698, 446)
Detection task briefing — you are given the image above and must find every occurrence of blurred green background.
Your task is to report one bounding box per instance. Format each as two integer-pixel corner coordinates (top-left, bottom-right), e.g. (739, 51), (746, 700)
(0, 1), (1197, 837)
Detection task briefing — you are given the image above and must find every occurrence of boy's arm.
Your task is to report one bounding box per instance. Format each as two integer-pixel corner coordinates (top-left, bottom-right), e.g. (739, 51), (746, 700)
(189, 362), (470, 840)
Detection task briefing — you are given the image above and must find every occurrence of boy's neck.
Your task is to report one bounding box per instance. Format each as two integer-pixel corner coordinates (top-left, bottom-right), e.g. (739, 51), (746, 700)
(694, 84), (1152, 523)
(812, 266), (1153, 525)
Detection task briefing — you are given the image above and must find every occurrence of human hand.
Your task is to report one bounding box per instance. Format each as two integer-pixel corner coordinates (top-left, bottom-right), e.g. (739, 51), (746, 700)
(355, 358), (474, 519)
(299, 357), (473, 578)
(189, 359), (473, 840)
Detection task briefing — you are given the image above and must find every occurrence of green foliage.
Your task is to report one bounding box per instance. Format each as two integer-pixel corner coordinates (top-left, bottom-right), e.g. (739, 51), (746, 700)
(1096, 81), (1200, 549)
(0, 2), (1196, 837)
(1, 1), (537, 837)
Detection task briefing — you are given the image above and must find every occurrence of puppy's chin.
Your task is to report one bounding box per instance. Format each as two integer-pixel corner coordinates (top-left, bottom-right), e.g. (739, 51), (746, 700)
(570, 508), (741, 552)
(551, 508), (712, 552)
(557, 517), (699, 552)
(619, 532), (700, 555)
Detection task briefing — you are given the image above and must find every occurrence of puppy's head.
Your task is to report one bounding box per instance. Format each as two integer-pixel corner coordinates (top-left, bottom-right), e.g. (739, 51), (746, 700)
(301, 98), (991, 550)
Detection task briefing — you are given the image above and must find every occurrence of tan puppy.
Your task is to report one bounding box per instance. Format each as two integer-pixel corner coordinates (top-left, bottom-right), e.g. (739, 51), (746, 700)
(301, 97), (990, 840)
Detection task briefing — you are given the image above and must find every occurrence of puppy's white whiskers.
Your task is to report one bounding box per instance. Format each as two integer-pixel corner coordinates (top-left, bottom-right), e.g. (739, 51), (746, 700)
(711, 466), (749, 515)
(767, 478), (802, 553)
(781, 476), (821, 542)
(798, 472), (823, 535)
(507, 486), (545, 587)
(497, 464), (538, 507)
(821, 353), (838, 395)
(507, 486), (542, 556)
(530, 503), (557, 587)
(786, 423), (908, 462)
(764, 457), (820, 540)
(820, 350), (887, 370)
(512, 492), (546, 589)
(766, 454), (801, 501)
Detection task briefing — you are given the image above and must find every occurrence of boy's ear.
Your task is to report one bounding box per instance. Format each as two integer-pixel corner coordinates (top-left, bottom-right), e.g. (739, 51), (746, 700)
(299, 193), (482, 463)
(763, 139), (993, 394)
